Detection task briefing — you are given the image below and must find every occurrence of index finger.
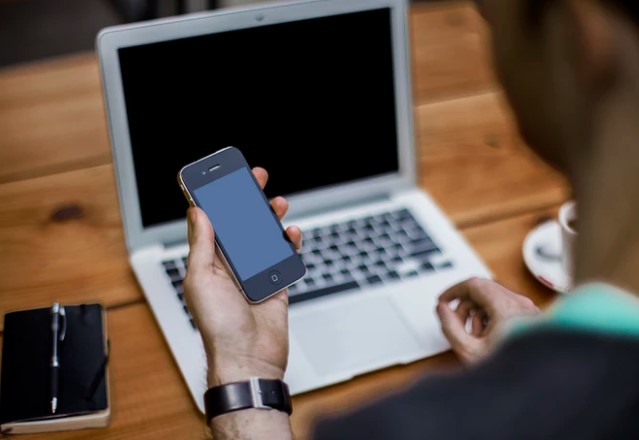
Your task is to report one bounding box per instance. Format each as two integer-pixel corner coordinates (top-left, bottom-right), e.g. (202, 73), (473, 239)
(439, 278), (493, 308)
(253, 167), (268, 190)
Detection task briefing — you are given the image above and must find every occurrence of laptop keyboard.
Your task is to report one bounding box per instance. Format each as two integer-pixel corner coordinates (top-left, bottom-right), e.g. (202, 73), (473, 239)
(289, 208), (452, 304)
(161, 257), (196, 329)
(162, 208), (453, 329)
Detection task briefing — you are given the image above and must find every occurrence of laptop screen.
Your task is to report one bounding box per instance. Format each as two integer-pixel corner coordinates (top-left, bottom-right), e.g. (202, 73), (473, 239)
(118, 8), (399, 228)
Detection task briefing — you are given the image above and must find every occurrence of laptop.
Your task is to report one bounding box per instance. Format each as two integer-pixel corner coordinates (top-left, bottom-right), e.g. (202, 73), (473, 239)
(97, 0), (492, 413)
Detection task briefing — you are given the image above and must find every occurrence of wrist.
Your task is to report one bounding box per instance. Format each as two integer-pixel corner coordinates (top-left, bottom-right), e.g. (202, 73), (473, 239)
(208, 358), (285, 388)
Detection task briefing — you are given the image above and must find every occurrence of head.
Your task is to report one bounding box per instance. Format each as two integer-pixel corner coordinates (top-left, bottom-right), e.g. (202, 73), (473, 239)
(476, 0), (639, 176)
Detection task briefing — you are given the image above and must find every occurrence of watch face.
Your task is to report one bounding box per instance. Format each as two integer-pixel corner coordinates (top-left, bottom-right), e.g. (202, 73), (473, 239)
(204, 379), (292, 422)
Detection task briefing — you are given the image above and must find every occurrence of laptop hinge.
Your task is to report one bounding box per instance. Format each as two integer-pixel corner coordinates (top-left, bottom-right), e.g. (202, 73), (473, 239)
(288, 192), (391, 222)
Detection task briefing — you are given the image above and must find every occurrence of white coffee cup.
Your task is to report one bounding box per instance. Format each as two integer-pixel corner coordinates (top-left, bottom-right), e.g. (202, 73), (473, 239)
(558, 200), (578, 278)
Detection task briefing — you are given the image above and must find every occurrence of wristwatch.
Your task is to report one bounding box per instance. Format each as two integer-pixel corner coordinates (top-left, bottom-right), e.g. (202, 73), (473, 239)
(204, 377), (292, 423)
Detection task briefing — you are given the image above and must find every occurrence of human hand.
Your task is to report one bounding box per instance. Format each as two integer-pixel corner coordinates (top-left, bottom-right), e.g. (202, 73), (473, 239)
(436, 278), (540, 364)
(183, 167), (302, 387)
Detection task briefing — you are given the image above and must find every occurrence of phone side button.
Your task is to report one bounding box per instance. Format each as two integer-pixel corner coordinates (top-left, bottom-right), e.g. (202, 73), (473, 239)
(269, 270), (283, 285)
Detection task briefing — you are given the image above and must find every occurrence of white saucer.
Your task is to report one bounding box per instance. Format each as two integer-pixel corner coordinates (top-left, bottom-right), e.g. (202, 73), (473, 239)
(522, 220), (573, 294)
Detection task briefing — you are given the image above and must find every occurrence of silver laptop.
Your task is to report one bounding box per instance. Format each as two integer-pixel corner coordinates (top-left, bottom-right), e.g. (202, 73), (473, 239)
(97, 0), (492, 413)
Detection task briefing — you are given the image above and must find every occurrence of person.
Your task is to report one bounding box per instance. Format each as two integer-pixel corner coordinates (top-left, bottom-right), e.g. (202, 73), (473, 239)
(183, 0), (639, 438)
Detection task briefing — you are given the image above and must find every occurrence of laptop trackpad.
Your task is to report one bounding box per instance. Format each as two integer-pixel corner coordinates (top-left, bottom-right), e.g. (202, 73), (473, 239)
(291, 296), (422, 377)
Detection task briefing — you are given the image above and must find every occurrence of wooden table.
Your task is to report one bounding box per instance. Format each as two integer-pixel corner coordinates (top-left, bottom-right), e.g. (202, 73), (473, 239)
(0, 2), (569, 438)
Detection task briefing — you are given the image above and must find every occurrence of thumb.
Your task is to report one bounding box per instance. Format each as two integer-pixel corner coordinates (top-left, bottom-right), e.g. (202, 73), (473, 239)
(186, 207), (216, 274)
(436, 301), (475, 355)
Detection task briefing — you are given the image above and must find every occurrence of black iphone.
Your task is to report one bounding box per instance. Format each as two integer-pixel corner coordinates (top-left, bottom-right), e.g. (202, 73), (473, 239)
(178, 146), (306, 303)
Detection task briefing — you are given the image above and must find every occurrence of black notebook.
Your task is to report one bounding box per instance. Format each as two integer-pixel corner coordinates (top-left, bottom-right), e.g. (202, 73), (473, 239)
(0, 303), (110, 434)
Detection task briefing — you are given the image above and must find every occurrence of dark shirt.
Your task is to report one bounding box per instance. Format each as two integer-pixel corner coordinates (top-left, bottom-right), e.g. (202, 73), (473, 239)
(313, 284), (639, 439)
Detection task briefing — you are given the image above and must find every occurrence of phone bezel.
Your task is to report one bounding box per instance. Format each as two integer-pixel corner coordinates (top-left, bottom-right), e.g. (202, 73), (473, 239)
(178, 146), (306, 303)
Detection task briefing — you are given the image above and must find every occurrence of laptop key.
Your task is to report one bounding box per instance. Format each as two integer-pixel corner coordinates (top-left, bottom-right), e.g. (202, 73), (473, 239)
(419, 262), (435, 272)
(357, 264), (371, 274)
(163, 260), (177, 270)
(396, 260), (419, 276)
(289, 280), (361, 305)
(381, 212), (394, 221)
(366, 275), (383, 284)
(410, 238), (437, 251)
(165, 267), (181, 281)
(410, 228), (428, 240)
(387, 270), (400, 280)
(410, 247), (441, 259)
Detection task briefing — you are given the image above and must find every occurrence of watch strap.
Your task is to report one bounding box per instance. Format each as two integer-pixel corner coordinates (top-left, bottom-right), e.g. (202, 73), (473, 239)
(204, 377), (292, 422)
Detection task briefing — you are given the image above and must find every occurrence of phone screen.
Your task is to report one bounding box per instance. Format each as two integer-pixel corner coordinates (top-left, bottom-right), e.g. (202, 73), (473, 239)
(192, 167), (294, 281)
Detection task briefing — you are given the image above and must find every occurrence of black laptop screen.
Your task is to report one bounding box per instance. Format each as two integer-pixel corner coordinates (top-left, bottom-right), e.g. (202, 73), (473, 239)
(118, 8), (400, 228)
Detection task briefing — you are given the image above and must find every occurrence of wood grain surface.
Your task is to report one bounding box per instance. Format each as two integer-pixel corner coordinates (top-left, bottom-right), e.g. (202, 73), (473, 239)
(0, 206), (560, 440)
(0, 2), (568, 439)
(0, 2), (496, 183)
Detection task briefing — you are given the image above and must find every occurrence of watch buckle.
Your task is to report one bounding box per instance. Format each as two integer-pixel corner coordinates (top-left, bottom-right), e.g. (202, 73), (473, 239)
(249, 377), (269, 409)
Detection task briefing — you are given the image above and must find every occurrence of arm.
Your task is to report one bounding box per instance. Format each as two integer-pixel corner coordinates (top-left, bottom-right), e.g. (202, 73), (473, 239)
(184, 168), (537, 438)
(183, 167), (299, 440)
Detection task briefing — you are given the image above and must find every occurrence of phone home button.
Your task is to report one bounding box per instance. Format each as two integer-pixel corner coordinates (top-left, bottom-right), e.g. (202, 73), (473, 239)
(269, 271), (282, 285)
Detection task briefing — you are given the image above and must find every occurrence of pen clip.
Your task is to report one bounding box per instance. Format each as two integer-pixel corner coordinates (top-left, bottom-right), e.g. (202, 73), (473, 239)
(59, 306), (67, 341)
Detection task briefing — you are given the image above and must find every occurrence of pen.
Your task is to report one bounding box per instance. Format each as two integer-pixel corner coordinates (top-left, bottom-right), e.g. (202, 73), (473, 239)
(50, 302), (66, 414)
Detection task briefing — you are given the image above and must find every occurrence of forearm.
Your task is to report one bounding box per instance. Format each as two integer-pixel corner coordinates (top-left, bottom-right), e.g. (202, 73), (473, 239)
(210, 409), (293, 440)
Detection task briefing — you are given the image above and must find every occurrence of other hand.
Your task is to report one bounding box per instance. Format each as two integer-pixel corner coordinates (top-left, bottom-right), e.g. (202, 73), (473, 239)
(436, 278), (540, 364)
(183, 167), (302, 387)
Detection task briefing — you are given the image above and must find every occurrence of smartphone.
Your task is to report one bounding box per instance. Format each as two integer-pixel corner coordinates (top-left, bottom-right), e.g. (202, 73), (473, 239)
(178, 146), (306, 303)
